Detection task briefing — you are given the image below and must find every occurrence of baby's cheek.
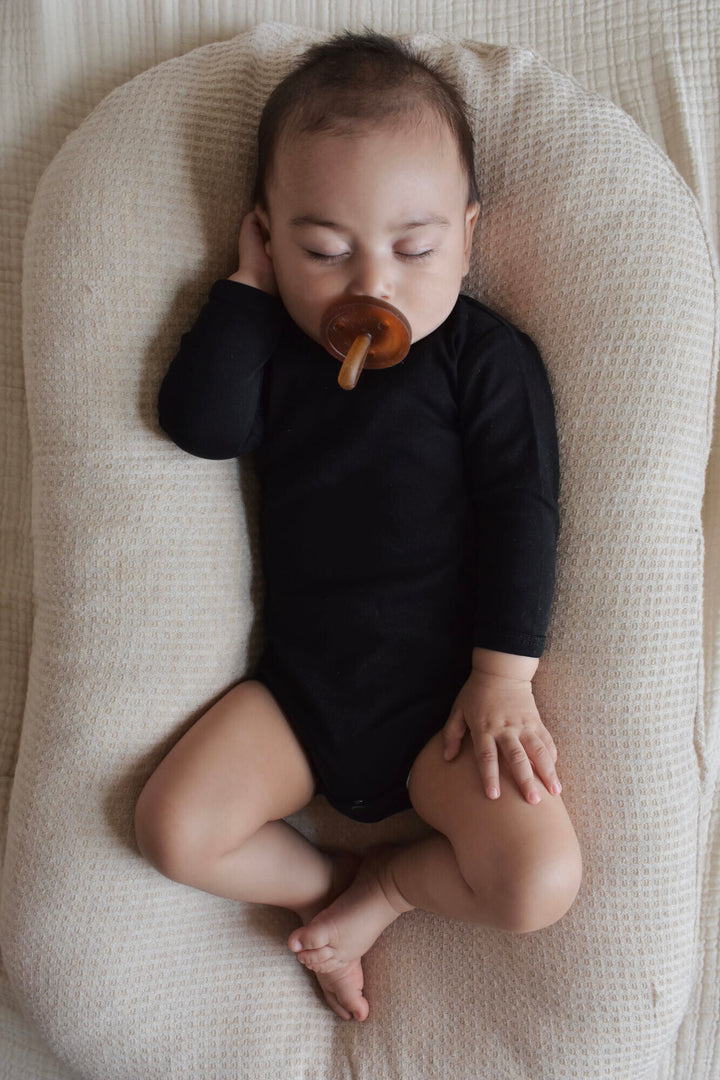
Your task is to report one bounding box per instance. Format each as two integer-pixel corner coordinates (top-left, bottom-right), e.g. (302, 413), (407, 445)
(276, 288), (319, 340)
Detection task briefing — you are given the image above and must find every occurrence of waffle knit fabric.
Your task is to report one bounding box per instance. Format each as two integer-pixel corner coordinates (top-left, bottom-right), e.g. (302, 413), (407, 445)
(1, 23), (717, 1080)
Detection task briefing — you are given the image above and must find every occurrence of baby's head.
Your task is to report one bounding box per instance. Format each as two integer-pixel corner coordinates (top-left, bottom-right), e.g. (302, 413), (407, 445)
(251, 31), (480, 347)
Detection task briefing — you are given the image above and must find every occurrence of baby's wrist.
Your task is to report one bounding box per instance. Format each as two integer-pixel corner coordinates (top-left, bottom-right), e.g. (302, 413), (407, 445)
(471, 647), (538, 683)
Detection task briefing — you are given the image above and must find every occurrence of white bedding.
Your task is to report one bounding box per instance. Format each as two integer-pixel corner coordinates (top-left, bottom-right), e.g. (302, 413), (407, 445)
(1, 2), (718, 1077)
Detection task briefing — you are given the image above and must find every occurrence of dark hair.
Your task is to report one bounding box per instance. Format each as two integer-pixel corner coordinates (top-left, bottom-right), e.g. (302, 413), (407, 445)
(251, 29), (480, 211)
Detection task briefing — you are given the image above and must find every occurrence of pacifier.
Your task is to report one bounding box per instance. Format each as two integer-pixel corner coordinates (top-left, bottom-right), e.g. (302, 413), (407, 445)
(319, 295), (412, 390)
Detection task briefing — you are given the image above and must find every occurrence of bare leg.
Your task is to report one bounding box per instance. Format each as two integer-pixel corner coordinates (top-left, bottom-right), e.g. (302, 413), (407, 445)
(135, 679), (365, 1019)
(160, 812), (357, 917)
(289, 732), (582, 1011)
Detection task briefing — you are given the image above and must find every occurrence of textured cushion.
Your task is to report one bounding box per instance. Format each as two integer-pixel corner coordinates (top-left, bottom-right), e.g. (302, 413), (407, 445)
(1, 20), (717, 1080)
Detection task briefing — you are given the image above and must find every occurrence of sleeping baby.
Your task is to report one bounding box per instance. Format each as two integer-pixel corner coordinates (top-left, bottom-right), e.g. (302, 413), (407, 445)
(134, 28), (582, 1022)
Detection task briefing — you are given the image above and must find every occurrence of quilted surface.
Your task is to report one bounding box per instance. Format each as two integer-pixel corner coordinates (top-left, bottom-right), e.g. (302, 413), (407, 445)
(2, 15), (719, 1080)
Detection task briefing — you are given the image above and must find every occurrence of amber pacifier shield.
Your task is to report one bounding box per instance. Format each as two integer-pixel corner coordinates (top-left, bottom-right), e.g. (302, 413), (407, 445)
(320, 295), (412, 389)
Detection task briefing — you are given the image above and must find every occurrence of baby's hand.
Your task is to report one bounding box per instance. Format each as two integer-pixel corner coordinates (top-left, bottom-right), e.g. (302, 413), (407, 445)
(441, 669), (561, 805)
(227, 209), (277, 296)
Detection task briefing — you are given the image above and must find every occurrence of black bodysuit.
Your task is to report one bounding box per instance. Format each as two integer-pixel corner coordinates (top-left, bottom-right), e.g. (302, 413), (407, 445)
(158, 281), (559, 822)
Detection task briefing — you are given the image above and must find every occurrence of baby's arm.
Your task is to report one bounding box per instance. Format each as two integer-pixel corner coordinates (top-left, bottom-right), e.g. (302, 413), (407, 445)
(451, 320), (561, 804)
(442, 647), (561, 805)
(158, 211), (281, 459)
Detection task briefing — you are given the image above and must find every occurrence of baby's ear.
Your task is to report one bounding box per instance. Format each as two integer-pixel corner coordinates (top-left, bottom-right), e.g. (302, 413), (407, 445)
(464, 202), (480, 245)
(255, 206), (271, 246)
(463, 202), (480, 272)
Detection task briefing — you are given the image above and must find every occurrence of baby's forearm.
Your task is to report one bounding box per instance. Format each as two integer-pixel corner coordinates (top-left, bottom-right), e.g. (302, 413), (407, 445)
(471, 647), (538, 682)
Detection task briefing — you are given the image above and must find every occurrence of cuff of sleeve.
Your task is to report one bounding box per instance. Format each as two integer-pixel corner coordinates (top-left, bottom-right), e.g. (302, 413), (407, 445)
(209, 278), (284, 314)
(473, 627), (546, 659)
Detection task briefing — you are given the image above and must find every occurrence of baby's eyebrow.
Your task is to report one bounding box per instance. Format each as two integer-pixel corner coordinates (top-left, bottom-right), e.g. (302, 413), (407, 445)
(289, 214), (451, 231)
(398, 215), (452, 230)
(290, 216), (340, 230)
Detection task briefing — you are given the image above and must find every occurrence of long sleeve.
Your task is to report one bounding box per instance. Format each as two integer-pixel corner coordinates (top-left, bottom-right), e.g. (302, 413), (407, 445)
(158, 279), (285, 459)
(457, 321), (559, 657)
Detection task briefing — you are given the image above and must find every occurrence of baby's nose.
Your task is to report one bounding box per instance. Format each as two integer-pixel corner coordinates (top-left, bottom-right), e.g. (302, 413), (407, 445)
(348, 256), (393, 302)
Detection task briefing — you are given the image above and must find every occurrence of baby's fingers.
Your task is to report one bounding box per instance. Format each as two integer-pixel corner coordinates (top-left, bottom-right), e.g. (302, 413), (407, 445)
(539, 726), (558, 765)
(498, 735), (542, 805)
(442, 709), (467, 762)
(474, 732), (501, 800)
(524, 732), (562, 796)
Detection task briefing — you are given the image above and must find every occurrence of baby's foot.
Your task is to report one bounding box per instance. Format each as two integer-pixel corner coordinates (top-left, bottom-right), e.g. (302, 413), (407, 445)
(288, 844), (414, 1022)
(292, 848), (363, 1021)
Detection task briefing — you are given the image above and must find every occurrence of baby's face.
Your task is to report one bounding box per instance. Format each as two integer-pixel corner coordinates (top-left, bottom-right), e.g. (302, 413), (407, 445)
(258, 116), (479, 347)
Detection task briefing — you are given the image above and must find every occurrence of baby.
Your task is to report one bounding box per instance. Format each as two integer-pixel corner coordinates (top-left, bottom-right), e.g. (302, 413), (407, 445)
(135, 30), (582, 1022)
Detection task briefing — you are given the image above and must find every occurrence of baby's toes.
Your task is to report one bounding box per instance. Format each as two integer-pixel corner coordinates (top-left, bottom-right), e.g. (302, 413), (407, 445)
(289, 918), (335, 955)
(324, 993), (353, 1022)
(297, 945), (337, 971)
(319, 962), (369, 1022)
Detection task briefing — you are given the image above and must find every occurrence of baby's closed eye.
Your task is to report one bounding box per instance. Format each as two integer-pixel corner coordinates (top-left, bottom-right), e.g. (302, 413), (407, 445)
(303, 249), (436, 264)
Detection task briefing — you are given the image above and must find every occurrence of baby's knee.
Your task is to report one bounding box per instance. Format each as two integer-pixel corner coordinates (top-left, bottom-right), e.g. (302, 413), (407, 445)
(494, 847), (582, 934)
(134, 779), (190, 882)
(134, 775), (228, 885)
(462, 843), (582, 934)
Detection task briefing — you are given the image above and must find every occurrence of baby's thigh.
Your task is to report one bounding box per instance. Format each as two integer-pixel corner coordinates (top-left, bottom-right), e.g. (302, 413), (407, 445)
(136, 680), (317, 853)
(408, 731), (582, 929)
